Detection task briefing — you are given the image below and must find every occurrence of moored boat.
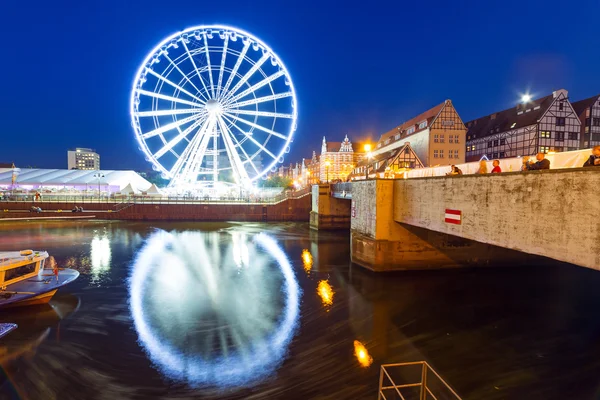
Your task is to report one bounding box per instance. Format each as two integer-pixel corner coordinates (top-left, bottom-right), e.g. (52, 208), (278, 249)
(0, 250), (79, 308)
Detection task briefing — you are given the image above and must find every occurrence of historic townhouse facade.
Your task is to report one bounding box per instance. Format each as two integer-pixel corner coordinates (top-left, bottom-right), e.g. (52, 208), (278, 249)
(318, 135), (366, 182)
(572, 94), (600, 149)
(465, 89), (582, 162)
(372, 100), (466, 167)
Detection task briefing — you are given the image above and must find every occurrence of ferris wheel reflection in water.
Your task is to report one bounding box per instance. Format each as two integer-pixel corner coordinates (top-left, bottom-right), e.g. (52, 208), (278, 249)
(128, 230), (300, 387)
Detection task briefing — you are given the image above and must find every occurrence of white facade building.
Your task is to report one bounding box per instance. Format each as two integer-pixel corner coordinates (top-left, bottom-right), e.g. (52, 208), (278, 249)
(68, 148), (100, 170)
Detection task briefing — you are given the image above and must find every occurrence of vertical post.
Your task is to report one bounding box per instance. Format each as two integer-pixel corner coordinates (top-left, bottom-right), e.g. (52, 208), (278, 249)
(420, 363), (428, 400)
(378, 366), (385, 400)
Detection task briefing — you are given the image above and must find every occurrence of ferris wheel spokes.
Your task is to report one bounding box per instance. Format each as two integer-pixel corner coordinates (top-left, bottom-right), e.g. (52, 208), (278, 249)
(131, 25), (297, 189)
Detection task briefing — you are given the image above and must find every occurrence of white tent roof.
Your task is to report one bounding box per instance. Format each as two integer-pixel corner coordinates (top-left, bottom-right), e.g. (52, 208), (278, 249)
(120, 183), (137, 195)
(0, 168), (152, 192)
(146, 184), (162, 196)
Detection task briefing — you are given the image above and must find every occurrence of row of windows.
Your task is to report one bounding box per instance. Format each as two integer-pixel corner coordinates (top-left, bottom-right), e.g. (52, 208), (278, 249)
(433, 134), (460, 144)
(585, 117), (600, 126)
(433, 149), (460, 158)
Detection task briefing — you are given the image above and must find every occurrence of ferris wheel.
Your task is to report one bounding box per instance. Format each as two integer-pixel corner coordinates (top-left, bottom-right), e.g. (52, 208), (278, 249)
(130, 25), (298, 189)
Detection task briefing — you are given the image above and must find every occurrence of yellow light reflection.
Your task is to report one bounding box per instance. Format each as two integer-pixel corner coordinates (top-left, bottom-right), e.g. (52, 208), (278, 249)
(301, 249), (313, 273)
(317, 280), (334, 308)
(353, 340), (373, 367)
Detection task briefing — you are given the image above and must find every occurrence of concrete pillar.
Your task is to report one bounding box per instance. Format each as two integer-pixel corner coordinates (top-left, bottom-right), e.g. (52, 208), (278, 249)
(350, 180), (532, 271)
(309, 184), (351, 230)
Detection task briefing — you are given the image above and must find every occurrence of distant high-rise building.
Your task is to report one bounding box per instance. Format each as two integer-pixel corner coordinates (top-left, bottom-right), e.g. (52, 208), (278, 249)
(68, 148), (100, 170)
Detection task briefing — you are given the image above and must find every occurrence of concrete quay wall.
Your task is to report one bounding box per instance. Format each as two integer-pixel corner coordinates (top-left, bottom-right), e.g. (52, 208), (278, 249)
(392, 168), (600, 270)
(0, 196), (312, 222)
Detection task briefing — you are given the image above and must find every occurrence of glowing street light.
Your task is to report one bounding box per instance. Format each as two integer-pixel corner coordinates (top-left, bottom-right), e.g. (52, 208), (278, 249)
(325, 160), (332, 183)
(521, 94), (532, 103)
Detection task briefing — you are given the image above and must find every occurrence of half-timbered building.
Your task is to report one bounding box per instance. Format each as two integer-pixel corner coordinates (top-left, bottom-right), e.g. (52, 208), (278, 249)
(372, 100), (467, 167)
(465, 89), (581, 162)
(571, 94), (600, 149)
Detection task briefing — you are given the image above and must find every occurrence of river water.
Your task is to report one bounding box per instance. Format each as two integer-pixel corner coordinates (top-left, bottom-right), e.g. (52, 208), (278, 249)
(0, 220), (598, 400)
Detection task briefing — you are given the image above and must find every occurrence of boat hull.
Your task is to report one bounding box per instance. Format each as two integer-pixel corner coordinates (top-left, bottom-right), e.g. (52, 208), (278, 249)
(0, 269), (79, 309)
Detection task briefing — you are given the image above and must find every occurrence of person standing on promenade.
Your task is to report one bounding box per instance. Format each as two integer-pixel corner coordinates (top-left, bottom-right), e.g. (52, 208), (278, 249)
(583, 146), (600, 167)
(491, 159), (502, 173)
(527, 153), (550, 170)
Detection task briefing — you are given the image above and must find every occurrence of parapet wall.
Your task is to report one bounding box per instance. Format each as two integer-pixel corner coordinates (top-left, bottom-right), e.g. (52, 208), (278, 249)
(393, 168), (600, 270)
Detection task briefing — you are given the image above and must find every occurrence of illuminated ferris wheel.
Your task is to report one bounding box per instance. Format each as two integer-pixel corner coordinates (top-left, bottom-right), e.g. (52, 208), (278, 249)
(130, 25), (297, 189)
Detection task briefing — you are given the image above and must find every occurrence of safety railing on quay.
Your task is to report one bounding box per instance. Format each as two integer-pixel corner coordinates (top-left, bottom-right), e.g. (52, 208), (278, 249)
(378, 361), (461, 400)
(0, 186), (312, 207)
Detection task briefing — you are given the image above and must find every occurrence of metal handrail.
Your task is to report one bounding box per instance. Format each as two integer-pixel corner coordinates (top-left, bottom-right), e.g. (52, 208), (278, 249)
(378, 361), (461, 400)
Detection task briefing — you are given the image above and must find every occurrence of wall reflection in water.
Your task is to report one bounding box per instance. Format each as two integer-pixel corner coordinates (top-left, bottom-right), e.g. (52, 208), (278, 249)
(129, 230), (300, 388)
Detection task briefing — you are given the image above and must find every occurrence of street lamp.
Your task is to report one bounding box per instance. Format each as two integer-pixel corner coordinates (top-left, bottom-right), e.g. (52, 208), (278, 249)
(325, 160), (331, 183)
(93, 173), (105, 197)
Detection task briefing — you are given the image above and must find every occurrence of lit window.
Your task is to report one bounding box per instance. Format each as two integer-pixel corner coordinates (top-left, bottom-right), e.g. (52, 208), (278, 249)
(540, 131), (551, 138)
(433, 150), (439, 158)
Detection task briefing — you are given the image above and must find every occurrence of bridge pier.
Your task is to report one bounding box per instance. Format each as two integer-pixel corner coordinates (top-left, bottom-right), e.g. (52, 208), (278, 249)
(309, 185), (351, 230)
(350, 180), (530, 271)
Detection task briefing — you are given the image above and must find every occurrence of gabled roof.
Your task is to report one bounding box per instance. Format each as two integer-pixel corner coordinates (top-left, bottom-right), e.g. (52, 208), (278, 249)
(571, 94), (600, 116)
(465, 94), (555, 139)
(379, 102), (446, 144)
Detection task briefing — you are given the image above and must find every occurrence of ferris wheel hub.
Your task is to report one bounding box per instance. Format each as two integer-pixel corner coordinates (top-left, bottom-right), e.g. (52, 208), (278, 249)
(205, 99), (222, 115)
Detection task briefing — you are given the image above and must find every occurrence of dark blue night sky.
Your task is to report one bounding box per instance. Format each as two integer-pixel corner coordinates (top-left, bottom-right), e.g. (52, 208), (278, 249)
(1, 0), (599, 170)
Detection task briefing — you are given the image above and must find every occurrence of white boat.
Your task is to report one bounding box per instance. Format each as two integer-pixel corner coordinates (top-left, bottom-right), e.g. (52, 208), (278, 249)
(0, 250), (79, 308)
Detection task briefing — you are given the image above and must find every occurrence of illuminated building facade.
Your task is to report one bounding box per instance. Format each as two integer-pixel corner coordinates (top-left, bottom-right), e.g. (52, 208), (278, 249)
(318, 135), (366, 183)
(465, 89), (582, 161)
(372, 100), (466, 167)
(68, 148), (100, 170)
(572, 94), (600, 149)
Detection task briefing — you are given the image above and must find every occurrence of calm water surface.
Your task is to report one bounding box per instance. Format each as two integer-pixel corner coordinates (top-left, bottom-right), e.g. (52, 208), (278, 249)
(0, 220), (599, 400)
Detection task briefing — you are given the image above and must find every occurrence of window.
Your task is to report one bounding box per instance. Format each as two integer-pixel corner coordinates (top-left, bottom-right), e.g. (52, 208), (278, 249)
(492, 152), (498, 158)
(385, 138), (390, 145)
(555, 132), (564, 141)
(593, 118), (600, 126)
(4, 262), (36, 282)
(455, 135), (460, 143)
(493, 140), (499, 146)
(472, 145), (476, 151)
(568, 132), (578, 140)
(449, 136), (454, 144)
(511, 122), (516, 128)
(500, 138), (506, 145)
(434, 134), (439, 143)
(488, 141), (493, 148)
(439, 150), (444, 158)
(454, 149), (459, 158)
(407, 127), (415, 135)
(500, 152), (506, 158)
(540, 131), (551, 138)
(540, 146), (550, 154)
(556, 117), (566, 126)
(395, 134), (400, 140)
(559, 101), (564, 111)
(440, 135), (445, 143)
(568, 147), (578, 151)
(419, 121), (427, 129)
(554, 147), (563, 152)
(434, 150), (439, 158)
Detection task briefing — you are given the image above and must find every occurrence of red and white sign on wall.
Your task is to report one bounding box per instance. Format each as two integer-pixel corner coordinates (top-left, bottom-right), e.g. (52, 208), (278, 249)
(351, 200), (356, 218)
(445, 209), (461, 225)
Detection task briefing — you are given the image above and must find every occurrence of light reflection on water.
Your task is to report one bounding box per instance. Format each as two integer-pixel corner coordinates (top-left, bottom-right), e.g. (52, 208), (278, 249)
(128, 230), (300, 387)
(90, 235), (111, 280)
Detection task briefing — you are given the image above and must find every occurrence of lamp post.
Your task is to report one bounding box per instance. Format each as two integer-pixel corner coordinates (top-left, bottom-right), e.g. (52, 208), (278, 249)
(325, 160), (331, 183)
(93, 173), (105, 197)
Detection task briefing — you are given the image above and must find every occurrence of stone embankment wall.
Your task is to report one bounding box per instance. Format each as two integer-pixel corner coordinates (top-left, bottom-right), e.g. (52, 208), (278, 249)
(0, 196), (311, 222)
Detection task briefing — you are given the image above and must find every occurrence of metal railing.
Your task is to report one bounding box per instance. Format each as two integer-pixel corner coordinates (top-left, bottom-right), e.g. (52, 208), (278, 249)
(0, 187), (312, 207)
(378, 361), (461, 400)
